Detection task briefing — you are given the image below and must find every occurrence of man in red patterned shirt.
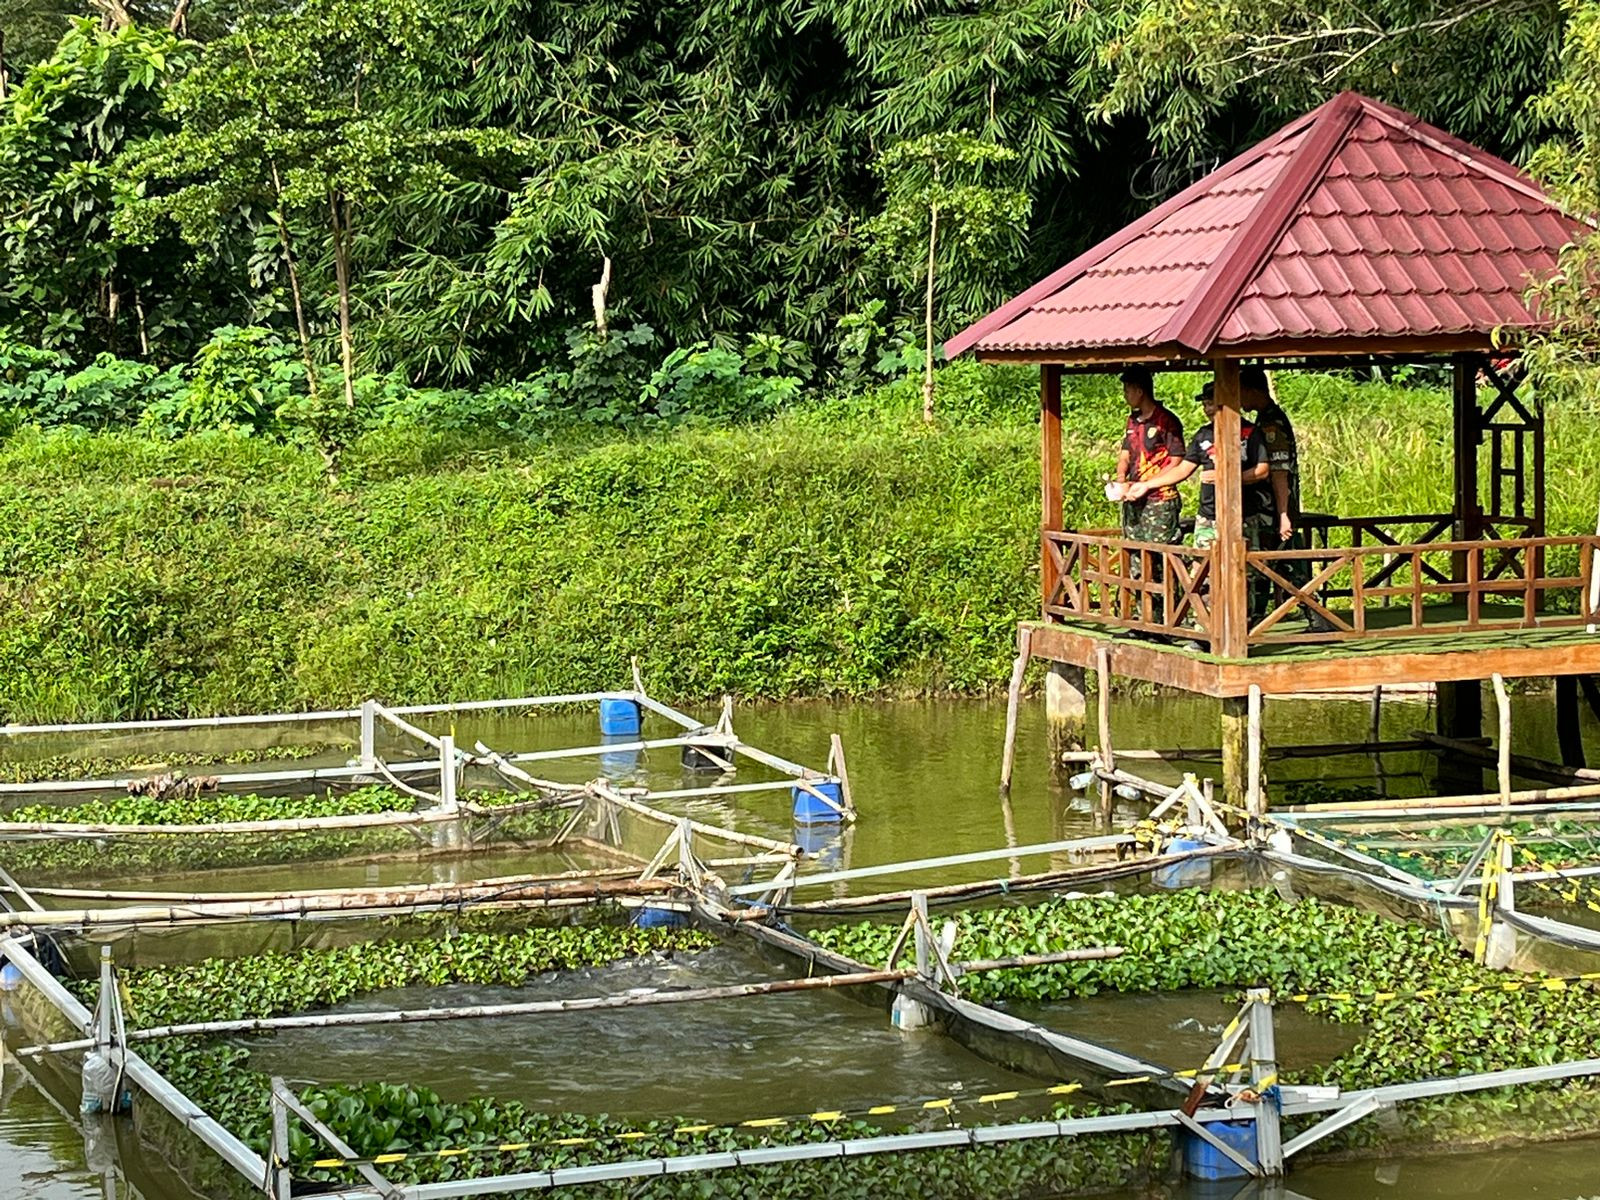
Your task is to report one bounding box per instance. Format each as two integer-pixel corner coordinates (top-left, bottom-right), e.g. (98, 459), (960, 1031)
(1113, 366), (1185, 547)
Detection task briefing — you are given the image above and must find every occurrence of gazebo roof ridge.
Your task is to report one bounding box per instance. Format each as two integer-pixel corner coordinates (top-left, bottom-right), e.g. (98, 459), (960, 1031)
(946, 91), (1583, 363)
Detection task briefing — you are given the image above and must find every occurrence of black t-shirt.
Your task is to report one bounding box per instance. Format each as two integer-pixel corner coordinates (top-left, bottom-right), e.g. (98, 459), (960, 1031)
(1184, 420), (1273, 522)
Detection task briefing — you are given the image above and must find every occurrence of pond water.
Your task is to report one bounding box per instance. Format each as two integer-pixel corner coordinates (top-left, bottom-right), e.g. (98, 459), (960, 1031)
(5, 690), (1600, 1198)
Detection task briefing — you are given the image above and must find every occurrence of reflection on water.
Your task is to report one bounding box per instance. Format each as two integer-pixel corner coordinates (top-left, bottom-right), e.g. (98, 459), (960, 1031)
(6, 692), (1600, 1198)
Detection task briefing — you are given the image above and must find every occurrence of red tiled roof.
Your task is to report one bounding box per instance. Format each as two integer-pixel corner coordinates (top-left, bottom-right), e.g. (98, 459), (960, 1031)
(946, 92), (1582, 361)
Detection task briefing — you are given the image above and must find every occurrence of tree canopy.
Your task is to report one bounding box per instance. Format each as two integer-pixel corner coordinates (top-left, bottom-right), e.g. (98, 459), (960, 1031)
(0, 0), (1591, 394)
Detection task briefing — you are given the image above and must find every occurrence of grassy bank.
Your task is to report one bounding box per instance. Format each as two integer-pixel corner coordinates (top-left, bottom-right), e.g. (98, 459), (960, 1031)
(2, 365), (1597, 720)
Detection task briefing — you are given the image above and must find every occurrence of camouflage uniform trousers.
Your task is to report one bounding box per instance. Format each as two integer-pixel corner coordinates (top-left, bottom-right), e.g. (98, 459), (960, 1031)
(1121, 496), (1181, 623)
(1192, 514), (1274, 627)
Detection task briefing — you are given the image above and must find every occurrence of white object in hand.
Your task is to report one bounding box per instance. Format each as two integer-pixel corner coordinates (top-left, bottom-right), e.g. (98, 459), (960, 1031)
(1104, 481), (1127, 503)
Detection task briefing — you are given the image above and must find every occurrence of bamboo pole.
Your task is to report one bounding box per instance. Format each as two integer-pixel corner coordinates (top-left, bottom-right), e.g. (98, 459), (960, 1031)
(1246, 684), (1264, 818)
(726, 834), (1133, 895)
(785, 850), (1224, 913)
(1096, 644), (1114, 822)
(370, 702), (445, 752)
(1000, 630), (1030, 792)
(0, 806), (462, 839)
(23, 949), (1128, 1057)
(22, 969), (927, 1052)
(0, 758), (441, 796)
(1492, 673), (1513, 804)
(1057, 738), (1442, 764)
(1286, 779), (1600, 814)
(830, 734), (856, 818)
(4, 859), (797, 904)
(590, 783), (802, 857)
(0, 875), (679, 929)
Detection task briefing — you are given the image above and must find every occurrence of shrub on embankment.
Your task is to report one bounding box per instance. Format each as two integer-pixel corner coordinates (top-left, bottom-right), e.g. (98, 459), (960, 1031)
(3, 365), (1597, 721)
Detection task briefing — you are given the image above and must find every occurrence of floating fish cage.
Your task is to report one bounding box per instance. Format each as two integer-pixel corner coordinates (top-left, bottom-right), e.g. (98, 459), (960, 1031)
(12, 688), (1600, 1199)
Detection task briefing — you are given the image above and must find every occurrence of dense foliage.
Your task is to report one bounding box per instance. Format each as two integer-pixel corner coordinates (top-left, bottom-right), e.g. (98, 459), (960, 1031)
(0, 1), (1586, 402)
(4, 367), (1600, 719)
(811, 889), (1600, 1086)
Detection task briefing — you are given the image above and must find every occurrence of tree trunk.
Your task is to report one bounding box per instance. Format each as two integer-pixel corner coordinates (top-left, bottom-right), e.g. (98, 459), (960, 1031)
(168, 0), (193, 33)
(134, 289), (149, 357)
(922, 201), (938, 424)
(329, 194), (356, 409)
(273, 162), (318, 398)
(592, 255), (612, 336)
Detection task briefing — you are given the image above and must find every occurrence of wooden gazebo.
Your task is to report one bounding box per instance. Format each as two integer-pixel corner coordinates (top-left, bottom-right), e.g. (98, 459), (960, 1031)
(948, 91), (1597, 793)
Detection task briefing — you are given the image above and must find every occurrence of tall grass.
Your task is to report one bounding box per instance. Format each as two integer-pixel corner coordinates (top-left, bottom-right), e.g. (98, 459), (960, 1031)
(0, 367), (1591, 721)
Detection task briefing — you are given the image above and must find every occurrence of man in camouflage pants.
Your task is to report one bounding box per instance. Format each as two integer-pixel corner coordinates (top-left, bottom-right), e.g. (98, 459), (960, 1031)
(1241, 366), (1335, 633)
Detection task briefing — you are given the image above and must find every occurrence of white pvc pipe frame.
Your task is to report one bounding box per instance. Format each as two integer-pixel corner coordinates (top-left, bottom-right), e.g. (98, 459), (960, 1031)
(0, 691), (837, 797)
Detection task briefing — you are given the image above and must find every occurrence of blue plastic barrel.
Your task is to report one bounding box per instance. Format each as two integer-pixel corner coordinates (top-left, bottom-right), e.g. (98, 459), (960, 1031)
(1153, 835), (1213, 889)
(793, 780), (845, 824)
(599, 698), (642, 737)
(634, 905), (689, 929)
(1181, 1118), (1257, 1179)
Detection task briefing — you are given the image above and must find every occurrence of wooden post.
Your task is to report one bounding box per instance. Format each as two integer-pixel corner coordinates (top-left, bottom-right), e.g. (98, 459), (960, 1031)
(359, 699), (376, 768)
(1435, 680), (1484, 793)
(828, 733), (856, 816)
(1096, 644), (1114, 822)
(1044, 662), (1087, 772)
(1211, 359), (1247, 659)
(1491, 673), (1512, 804)
(1451, 354), (1482, 574)
(1040, 364), (1064, 612)
(1557, 676), (1586, 769)
(1221, 695), (1248, 807)
(1246, 684), (1265, 817)
(999, 627), (1032, 791)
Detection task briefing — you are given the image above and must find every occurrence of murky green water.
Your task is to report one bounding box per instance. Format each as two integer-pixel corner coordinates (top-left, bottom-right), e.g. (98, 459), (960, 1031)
(4, 690), (1600, 1198)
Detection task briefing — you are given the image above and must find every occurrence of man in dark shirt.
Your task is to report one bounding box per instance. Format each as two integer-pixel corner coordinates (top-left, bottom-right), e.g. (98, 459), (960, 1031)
(1126, 382), (1273, 644)
(1241, 366), (1334, 633)
(1114, 365), (1185, 547)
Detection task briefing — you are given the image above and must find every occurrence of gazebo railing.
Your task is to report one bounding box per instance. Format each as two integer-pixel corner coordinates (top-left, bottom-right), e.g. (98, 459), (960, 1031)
(1043, 530), (1213, 641)
(1246, 534), (1600, 643)
(1043, 527), (1600, 652)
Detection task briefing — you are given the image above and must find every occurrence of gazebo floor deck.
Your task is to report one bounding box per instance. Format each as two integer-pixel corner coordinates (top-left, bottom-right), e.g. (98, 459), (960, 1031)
(1026, 602), (1600, 699)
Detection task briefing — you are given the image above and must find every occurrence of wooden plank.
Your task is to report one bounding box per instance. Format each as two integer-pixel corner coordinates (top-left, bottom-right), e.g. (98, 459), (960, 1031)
(1023, 620), (1600, 699)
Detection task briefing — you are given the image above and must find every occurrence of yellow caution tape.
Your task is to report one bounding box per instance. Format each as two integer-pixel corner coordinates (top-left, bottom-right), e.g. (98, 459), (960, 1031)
(299, 1058), (1254, 1172)
(1279, 970), (1600, 1005)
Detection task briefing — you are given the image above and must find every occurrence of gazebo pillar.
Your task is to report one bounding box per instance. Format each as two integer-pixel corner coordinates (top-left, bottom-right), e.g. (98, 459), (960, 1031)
(1039, 364), (1086, 767)
(1437, 354), (1484, 782)
(1210, 359), (1247, 659)
(1212, 359), (1250, 804)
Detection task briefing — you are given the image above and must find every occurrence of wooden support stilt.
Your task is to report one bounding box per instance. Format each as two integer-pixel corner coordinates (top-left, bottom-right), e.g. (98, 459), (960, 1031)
(1436, 679), (1485, 792)
(1221, 696), (1249, 806)
(1557, 676), (1586, 769)
(1246, 685), (1265, 817)
(1491, 673), (1512, 804)
(828, 734), (856, 817)
(1044, 661), (1087, 772)
(1096, 645), (1114, 822)
(999, 627), (1032, 792)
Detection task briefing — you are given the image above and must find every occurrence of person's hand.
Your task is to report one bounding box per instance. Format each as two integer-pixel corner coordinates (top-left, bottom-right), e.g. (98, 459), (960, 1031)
(1277, 511), (1293, 542)
(1124, 480), (1150, 502)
